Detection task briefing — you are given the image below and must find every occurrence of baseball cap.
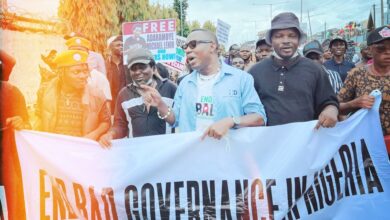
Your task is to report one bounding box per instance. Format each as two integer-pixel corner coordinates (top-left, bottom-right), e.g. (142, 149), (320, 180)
(303, 40), (323, 57)
(367, 25), (390, 45)
(256, 38), (270, 48)
(126, 48), (154, 69)
(329, 37), (348, 48)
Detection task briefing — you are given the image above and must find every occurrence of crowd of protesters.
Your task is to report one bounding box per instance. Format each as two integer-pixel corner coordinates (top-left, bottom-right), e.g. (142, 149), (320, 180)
(1, 12), (389, 156)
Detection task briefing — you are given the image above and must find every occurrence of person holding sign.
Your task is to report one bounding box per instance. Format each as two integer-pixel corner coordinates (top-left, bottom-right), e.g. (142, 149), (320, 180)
(140, 29), (267, 140)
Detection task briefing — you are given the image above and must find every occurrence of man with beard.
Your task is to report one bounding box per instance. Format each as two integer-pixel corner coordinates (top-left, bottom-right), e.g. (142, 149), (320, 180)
(338, 25), (390, 137)
(99, 48), (177, 147)
(140, 29), (266, 140)
(324, 37), (355, 82)
(248, 12), (338, 128)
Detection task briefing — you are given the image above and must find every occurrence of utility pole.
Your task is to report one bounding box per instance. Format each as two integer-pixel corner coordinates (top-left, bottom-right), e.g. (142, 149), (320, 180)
(381, 0), (384, 26)
(180, 0), (183, 36)
(300, 0), (303, 23)
(252, 1), (290, 24)
(307, 10), (312, 40)
(373, 4), (376, 28)
(324, 22), (327, 40)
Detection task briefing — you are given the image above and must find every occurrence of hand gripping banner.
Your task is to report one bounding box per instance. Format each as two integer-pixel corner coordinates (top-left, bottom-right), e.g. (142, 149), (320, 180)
(10, 90), (390, 219)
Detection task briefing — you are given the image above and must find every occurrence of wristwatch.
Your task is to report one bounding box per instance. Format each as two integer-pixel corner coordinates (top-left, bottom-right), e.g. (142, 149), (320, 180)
(232, 117), (241, 129)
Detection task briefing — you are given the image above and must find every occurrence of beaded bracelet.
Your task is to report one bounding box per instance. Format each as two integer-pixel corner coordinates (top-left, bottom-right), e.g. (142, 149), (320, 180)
(157, 107), (171, 120)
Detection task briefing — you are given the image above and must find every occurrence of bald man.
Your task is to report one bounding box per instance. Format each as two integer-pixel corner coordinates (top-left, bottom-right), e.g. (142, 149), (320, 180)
(141, 29), (267, 140)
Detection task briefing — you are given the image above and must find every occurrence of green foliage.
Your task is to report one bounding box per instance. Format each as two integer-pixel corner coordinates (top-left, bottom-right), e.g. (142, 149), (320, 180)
(58, 0), (120, 54)
(188, 20), (201, 31)
(202, 20), (216, 33)
(173, 0), (189, 36)
(58, 0), (179, 54)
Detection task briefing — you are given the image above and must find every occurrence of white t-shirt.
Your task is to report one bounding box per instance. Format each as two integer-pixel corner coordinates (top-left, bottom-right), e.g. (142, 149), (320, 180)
(195, 72), (220, 131)
(88, 69), (112, 100)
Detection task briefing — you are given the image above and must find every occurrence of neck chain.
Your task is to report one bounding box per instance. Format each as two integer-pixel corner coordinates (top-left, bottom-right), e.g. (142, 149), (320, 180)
(61, 91), (78, 107)
(198, 66), (221, 81)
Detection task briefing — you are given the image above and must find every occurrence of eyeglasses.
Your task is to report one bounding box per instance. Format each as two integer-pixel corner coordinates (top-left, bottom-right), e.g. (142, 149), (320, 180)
(181, 40), (213, 50)
(372, 44), (390, 53)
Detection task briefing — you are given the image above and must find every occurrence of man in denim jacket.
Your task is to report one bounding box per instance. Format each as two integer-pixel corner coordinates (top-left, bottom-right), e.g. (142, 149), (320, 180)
(141, 29), (267, 140)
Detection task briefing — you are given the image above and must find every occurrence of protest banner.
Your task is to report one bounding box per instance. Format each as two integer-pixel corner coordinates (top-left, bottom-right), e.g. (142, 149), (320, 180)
(122, 19), (177, 65)
(10, 91), (390, 219)
(162, 36), (187, 72)
(163, 47), (186, 72)
(216, 19), (231, 47)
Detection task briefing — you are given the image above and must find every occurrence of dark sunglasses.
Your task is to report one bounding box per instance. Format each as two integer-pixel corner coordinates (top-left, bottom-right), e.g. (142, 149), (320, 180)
(372, 44), (390, 53)
(181, 40), (213, 50)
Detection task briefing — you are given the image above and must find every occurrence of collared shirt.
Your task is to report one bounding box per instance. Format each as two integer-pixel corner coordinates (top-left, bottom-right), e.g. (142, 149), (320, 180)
(172, 62), (267, 132)
(323, 58), (355, 82)
(249, 55), (339, 126)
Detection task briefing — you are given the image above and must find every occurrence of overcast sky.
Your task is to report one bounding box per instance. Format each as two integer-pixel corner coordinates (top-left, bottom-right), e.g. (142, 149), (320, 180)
(7, 0), (386, 45)
(155, 0), (385, 45)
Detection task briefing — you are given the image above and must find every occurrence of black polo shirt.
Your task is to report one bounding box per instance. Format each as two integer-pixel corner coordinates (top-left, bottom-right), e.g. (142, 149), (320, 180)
(248, 56), (339, 126)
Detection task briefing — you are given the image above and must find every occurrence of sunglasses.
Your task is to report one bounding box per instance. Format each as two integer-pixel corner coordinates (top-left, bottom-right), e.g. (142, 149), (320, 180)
(181, 40), (213, 50)
(372, 44), (390, 53)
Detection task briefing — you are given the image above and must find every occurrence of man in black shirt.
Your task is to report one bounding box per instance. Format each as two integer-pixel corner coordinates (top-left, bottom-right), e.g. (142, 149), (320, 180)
(249, 12), (339, 128)
(99, 48), (176, 147)
(106, 35), (129, 112)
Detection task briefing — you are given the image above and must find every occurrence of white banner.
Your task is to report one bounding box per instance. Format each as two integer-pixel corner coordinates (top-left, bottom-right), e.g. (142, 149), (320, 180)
(15, 91), (389, 219)
(216, 19), (231, 47)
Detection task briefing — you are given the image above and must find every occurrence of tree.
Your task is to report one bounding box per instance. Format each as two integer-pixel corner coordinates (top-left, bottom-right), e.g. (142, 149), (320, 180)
(202, 20), (216, 33)
(173, 0), (189, 36)
(188, 20), (201, 32)
(148, 3), (178, 20)
(116, 0), (151, 24)
(58, 0), (120, 53)
(58, 0), (179, 54)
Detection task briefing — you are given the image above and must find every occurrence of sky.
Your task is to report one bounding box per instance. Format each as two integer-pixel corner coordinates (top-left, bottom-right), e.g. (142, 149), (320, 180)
(6, 0), (387, 46)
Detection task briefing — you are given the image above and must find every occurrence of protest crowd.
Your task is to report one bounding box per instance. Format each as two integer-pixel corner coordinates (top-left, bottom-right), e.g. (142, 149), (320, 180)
(2, 12), (389, 147)
(1, 10), (390, 219)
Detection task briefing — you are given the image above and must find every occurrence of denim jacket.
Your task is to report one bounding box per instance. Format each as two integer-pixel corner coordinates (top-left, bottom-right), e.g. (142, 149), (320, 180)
(172, 62), (267, 132)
